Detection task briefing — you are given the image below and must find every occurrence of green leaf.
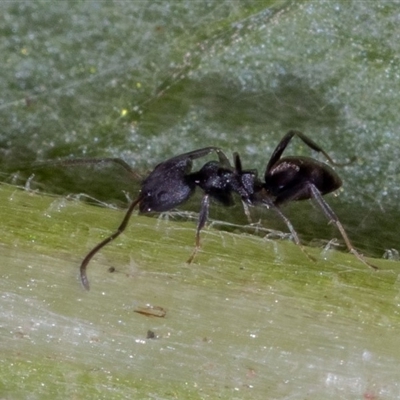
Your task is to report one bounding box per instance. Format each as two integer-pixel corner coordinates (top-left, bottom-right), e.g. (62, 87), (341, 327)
(1, 1), (400, 398)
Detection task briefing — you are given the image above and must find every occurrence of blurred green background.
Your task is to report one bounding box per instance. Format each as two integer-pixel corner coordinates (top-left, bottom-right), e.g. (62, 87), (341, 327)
(1, 1), (400, 399)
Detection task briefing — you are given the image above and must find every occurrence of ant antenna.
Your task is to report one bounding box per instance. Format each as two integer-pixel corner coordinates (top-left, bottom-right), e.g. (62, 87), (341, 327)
(80, 196), (143, 290)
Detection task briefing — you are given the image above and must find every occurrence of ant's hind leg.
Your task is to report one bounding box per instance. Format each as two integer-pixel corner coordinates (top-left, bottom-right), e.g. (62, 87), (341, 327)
(187, 194), (210, 264)
(308, 184), (378, 270)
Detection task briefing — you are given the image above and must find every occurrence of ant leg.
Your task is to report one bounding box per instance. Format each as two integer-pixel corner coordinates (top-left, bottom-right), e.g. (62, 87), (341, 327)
(80, 196), (142, 290)
(262, 197), (302, 247)
(241, 200), (253, 224)
(34, 158), (141, 180)
(290, 131), (355, 166)
(266, 130), (353, 173)
(187, 194), (210, 264)
(261, 197), (301, 245)
(183, 146), (232, 169)
(308, 184), (378, 270)
(287, 130), (347, 165)
(261, 197), (316, 262)
(167, 146), (228, 165)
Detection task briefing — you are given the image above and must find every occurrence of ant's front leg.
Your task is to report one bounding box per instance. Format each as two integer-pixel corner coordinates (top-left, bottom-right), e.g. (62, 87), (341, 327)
(34, 157), (141, 180)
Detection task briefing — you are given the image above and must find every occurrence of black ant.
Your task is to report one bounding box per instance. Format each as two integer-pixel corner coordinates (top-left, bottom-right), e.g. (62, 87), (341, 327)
(78, 130), (377, 290)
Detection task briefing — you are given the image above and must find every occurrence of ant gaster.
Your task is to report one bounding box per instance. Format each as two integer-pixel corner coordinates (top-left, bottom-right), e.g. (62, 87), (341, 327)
(78, 130), (377, 290)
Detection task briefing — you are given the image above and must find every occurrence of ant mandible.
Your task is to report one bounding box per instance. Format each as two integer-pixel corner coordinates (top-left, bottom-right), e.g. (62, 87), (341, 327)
(78, 130), (377, 290)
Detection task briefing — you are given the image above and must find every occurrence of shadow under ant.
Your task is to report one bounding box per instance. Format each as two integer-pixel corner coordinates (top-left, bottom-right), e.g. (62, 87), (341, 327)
(49, 130), (379, 290)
